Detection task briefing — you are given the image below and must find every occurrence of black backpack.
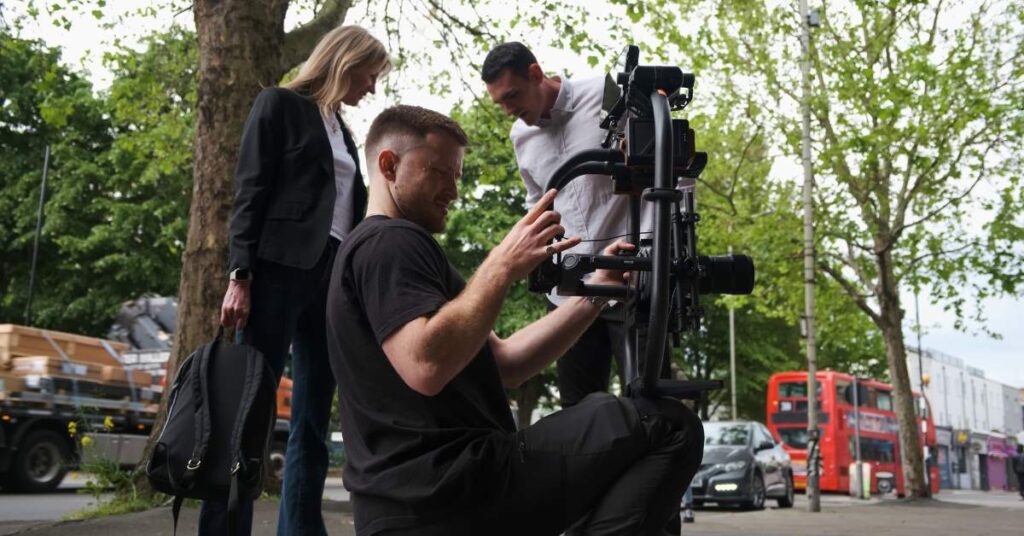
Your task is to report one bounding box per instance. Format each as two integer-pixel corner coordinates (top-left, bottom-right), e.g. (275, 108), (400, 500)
(146, 330), (277, 533)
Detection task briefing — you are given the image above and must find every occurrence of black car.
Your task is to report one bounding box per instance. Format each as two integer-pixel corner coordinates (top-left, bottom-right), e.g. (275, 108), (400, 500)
(689, 421), (795, 510)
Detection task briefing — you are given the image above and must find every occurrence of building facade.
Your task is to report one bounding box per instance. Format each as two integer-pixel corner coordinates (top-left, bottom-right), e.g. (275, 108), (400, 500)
(907, 349), (1022, 491)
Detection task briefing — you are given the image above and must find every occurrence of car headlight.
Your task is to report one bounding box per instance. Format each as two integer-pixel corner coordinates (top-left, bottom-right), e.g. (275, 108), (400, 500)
(713, 460), (747, 473)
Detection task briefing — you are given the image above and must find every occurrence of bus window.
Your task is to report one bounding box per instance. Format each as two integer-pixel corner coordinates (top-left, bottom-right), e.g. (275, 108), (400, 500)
(779, 382), (822, 398)
(848, 437), (896, 463)
(793, 400), (822, 411)
(777, 427), (810, 449)
(835, 382), (849, 405)
(874, 390), (893, 411)
(779, 382), (806, 398)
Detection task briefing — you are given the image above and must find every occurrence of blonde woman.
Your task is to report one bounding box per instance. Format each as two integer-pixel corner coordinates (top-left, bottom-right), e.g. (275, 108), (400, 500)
(217, 25), (390, 536)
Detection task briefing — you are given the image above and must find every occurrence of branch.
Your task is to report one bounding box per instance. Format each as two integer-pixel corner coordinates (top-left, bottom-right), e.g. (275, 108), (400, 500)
(893, 131), (997, 237)
(728, 125), (763, 205)
(904, 241), (979, 270)
(278, 0), (355, 76)
(845, 240), (875, 291)
(424, 0), (500, 41)
(819, 258), (882, 325)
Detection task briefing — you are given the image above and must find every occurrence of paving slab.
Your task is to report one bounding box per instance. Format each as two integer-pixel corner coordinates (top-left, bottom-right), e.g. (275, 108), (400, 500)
(2, 490), (1021, 535)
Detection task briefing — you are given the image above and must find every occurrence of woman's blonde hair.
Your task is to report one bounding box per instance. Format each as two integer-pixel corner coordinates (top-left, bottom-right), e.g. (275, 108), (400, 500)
(284, 25), (391, 115)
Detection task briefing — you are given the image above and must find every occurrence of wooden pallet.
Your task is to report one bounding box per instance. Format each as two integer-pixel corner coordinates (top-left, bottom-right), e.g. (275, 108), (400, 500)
(0, 324), (128, 370)
(11, 356), (106, 379)
(100, 365), (153, 387)
(19, 374), (161, 402)
(7, 390), (158, 415)
(0, 373), (27, 401)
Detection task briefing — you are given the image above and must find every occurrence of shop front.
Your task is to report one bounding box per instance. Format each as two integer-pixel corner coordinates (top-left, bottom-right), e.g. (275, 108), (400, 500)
(970, 432), (989, 490)
(986, 435), (1013, 491)
(951, 429), (972, 489)
(935, 426), (954, 489)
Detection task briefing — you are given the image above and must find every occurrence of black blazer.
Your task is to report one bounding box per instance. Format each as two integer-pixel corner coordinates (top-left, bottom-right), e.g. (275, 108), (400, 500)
(228, 87), (368, 272)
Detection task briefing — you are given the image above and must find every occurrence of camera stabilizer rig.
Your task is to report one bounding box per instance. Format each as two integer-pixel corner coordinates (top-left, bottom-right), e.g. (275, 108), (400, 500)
(529, 45), (755, 400)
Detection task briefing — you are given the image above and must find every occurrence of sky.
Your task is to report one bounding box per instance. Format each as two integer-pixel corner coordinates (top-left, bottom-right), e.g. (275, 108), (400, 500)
(5, 0), (1022, 388)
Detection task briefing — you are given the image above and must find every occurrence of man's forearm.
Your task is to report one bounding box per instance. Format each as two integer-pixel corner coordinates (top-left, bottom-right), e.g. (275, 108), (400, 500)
(404, 252), (514, 391)
(494, 296), (604, 387)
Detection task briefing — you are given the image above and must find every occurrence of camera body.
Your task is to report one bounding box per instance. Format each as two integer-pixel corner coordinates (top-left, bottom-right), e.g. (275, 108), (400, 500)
(528, 45), (755, 398)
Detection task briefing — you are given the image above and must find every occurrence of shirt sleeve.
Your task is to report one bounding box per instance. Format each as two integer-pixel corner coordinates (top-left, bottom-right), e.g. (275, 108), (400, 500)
(521, 165), (543, 206)
(349, 225), (450, 344)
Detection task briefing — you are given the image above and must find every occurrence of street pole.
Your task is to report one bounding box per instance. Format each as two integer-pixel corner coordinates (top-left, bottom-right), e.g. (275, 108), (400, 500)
(799, 0), (821, 513)
(853, 376), (863, 499)
(25, 144), (51, 326)
(914, 291), (931, 495)
(729, 245), (737, 420)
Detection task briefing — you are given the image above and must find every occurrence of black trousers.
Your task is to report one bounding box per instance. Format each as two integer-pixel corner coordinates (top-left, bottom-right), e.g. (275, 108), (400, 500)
(199, 239), (339, 536)
(552, 302), (628, 407)
(378, 393), (704, 536)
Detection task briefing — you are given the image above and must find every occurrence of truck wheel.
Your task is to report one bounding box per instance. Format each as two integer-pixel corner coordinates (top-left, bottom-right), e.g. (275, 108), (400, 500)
(270, 441), (287, 481)
(9, 430), (70, 493)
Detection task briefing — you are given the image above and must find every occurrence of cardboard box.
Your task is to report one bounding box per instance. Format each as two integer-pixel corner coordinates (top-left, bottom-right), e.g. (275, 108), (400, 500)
(0, 324), (127, 370)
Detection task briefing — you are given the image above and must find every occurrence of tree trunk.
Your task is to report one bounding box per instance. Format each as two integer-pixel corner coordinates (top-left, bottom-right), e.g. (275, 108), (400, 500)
(875, 246), (929, 499)
(132, 0), (295, 494)
(513, 375), (545, 428)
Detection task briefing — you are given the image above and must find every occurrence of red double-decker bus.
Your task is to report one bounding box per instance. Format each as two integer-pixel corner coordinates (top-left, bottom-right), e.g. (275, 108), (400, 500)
(766, 371), (940, 496)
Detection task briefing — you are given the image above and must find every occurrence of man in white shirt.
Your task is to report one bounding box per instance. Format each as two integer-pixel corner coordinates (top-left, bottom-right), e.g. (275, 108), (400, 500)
(483, 43), (688, 533)
(482, 42), (656, 408)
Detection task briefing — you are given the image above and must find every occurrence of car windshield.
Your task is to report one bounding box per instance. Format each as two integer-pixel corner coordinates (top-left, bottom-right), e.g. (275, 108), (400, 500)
(703, 423), (750, 446)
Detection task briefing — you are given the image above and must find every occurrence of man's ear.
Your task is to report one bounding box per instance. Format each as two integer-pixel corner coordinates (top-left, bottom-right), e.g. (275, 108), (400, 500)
(377, 149), (399, 183)
(527, 63), (544, 84)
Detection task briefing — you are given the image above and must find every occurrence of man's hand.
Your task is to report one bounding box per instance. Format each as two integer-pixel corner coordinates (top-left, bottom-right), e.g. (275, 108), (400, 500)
(490, 189), (582, 281)
(220, 280), (252, 330)
(589, 240), (636, 287)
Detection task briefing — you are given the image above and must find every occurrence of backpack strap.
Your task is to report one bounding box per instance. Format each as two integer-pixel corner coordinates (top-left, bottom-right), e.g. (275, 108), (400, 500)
(171, 494), (185, 536)
(226, 348), (263, 536)
(227, 349), (263, 476)
(181, 329), (221, 487)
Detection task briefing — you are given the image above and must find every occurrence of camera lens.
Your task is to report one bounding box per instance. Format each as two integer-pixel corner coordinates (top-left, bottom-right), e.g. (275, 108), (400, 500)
(698, 255), (755, 295)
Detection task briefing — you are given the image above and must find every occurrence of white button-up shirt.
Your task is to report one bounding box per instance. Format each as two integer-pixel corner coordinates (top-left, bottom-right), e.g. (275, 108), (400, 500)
(511, 75), (651, 305)
(323, 112), (358, 242)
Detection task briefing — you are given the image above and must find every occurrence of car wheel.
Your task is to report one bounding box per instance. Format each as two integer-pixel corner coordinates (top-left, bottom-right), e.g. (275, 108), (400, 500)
(777, 471), (795, 508)
(9, 430), (70, 493)
(269, 441), (287, 481)
(743, 472), (766, 510)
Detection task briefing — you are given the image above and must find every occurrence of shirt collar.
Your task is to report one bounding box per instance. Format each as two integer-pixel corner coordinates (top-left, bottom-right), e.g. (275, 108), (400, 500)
(535, 75), (572, 128)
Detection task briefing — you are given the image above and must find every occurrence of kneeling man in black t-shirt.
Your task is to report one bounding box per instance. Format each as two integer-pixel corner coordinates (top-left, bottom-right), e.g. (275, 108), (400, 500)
(326, 104), (704, 536)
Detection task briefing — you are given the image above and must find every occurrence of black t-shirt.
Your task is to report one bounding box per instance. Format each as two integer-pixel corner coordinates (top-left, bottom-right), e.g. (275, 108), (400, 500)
(326, 215), (517, 534)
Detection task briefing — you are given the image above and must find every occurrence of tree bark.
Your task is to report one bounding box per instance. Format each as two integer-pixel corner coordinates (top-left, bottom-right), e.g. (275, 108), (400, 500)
(513, 375), (545, 428)
(875, 244), (929, 499)
(134, 0), (352, 494)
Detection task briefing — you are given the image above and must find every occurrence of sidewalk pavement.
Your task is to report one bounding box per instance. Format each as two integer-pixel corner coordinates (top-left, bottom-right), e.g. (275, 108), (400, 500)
(0, 499), (355, 536)
(1, 490), (1021, 536)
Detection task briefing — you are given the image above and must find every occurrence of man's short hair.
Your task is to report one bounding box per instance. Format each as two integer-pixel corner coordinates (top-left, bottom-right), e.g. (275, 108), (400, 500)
(365, 105), (468, 166)
(481, 42), (537, 83)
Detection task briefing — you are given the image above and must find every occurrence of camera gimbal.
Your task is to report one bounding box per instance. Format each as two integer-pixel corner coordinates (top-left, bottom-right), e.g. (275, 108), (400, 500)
(528, 45), (755, 400)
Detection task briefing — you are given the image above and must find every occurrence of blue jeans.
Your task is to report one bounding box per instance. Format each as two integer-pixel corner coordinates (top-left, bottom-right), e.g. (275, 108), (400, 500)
(199, 239), (338, 536)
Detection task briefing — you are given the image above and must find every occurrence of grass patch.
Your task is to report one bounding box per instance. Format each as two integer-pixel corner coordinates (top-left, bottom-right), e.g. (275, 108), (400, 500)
(64, 493), (168, 521)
